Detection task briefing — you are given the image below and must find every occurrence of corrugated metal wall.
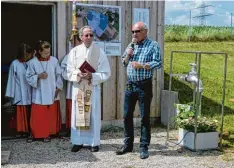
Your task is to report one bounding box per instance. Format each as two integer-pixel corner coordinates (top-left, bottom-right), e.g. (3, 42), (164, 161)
(65, 1), (165, 122)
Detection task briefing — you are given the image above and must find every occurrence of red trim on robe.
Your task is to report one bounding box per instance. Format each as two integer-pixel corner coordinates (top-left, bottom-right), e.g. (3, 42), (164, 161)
(48, 100), (62, 135)
(30, 104), (50, 138)
(66, 99), (72, 128)
(16, 105), (29, 132)
(37, 56), (50, 61)
(18, 58), (26, 63)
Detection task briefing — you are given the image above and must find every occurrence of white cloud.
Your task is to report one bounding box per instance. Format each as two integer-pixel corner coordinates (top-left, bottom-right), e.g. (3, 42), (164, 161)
(207, 7), (215, 14)
(165, 1), (233, 26)
(224, 14), (232, 25)
(165, 1), (205, 13)
(173, 15), (189, 25)
(165, 1), (189, 13)
(165, 17), (174, 25)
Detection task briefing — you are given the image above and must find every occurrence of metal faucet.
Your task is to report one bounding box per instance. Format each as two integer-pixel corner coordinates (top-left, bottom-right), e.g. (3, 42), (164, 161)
(179, 63), (203, 115)
(180, 63), (203, 92)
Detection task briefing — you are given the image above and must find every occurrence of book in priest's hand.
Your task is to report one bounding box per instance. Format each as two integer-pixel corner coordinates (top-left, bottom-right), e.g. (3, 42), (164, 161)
(79, 60), (96, 73)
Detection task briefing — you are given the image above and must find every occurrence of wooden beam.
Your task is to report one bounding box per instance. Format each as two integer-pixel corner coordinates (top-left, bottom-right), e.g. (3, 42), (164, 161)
(57, 2), (67, 124)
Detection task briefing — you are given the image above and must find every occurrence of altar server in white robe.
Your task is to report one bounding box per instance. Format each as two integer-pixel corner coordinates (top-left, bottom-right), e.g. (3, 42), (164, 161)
(5, 43), (34, 135)
(67, 26), (111, 152)
(61, 30), (82, 131)
(26, 41), (63, 142)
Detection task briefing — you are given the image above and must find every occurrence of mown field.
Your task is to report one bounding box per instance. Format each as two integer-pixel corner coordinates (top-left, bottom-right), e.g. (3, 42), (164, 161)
(165, 25), (234, 42)
(164, 41), (234, 149)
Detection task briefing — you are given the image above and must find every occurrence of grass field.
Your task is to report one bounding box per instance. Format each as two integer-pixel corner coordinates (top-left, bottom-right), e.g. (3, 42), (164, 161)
(165, 25), (234, 42)
(164, 41), (234, 149)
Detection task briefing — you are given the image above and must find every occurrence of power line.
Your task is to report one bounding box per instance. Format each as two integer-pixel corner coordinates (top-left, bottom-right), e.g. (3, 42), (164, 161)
(165, 3), (233, 26)
(190, 5), (213, 11)
(189, 1), (213, 26)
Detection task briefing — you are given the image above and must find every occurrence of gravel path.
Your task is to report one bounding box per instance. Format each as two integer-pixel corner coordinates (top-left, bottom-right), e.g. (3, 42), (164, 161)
(1, 127), (234, 168)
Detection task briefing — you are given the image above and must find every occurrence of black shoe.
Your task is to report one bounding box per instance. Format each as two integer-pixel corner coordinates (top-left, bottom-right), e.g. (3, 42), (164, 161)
(90, 146), (99, 152)
(71, 145), (83, 152)
(116, 145), (133, 155)
(139, 149), (149, 159)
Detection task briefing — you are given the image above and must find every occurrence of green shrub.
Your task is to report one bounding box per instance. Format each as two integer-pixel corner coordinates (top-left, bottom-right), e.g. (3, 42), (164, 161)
(165, 25), (234, 42)
(174, 104), (218, 133)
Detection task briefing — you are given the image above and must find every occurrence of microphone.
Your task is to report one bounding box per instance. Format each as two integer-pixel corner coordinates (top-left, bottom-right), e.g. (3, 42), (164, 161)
(130, 38), (137, 50)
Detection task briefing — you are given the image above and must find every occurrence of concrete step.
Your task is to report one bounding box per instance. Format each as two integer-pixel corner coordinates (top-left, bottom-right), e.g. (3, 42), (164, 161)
(1, 151), (11, 165)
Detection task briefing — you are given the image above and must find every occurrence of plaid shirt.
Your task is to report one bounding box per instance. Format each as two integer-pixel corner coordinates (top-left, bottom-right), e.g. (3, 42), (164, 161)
(122, 37), (162, 82)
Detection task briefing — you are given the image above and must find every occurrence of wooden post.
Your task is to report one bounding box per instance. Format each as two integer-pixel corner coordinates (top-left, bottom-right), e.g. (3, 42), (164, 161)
(57, 2), (67, 123)
(102, 1), (117, 121)
(72, 1), (78, 46)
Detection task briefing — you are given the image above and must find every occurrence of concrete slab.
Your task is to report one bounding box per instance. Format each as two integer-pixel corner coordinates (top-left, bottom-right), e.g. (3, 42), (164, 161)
(1, 151), (11, 165)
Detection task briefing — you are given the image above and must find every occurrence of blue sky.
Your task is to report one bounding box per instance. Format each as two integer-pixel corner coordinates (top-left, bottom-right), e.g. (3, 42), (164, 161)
(165, 1), (234, 26)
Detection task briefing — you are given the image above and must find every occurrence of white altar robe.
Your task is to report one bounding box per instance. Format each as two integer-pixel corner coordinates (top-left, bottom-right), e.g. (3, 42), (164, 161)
(67, 43), (111, 146)
(26, 56), (63, 105)
(61, 55), (72, 99)
(5, 59), (31, 105)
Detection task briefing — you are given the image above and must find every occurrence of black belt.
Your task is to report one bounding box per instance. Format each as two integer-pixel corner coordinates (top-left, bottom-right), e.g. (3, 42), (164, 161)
(127, 78), (152, 85)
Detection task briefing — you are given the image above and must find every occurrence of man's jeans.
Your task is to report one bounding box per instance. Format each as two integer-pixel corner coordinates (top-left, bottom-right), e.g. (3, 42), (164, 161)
(123, 78), (153, 150)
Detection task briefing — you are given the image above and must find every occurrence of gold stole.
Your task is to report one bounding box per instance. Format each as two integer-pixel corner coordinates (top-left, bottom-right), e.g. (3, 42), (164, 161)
(75, 44), (100, 130)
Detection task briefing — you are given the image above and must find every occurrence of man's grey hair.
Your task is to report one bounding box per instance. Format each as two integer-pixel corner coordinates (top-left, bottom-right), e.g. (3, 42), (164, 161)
(141, 23), (148, 31)
(79, 26), (93, 39)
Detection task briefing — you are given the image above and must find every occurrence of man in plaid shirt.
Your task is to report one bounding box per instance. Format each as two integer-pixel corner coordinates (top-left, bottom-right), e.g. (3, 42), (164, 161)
(116, 21), (162, 159)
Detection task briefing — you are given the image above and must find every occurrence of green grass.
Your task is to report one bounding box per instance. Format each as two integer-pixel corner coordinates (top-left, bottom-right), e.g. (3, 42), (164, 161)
(165, 25), (234, 42)
(164, 41), (234, 149)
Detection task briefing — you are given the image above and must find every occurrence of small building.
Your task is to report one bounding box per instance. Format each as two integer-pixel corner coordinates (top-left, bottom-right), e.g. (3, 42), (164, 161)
(1, 1), (165, 135)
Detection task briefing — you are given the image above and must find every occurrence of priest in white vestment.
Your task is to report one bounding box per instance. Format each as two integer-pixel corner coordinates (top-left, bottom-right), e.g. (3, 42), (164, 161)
(66, 26), (111, 152)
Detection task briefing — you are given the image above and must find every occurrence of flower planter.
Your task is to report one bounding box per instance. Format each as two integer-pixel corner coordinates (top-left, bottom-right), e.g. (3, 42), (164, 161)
(178, 128), (219, 150)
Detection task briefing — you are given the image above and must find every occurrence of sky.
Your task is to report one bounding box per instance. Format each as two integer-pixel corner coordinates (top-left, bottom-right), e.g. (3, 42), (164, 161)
(165, 0), (234, 26)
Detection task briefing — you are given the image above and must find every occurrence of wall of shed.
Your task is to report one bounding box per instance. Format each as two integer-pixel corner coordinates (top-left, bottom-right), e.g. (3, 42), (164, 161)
(59, 1), (165, 123)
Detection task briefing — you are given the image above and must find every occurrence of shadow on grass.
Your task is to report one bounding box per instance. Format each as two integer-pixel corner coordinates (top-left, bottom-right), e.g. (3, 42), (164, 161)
(222, 136), (234, 149)
(164, 73), (234, 116)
